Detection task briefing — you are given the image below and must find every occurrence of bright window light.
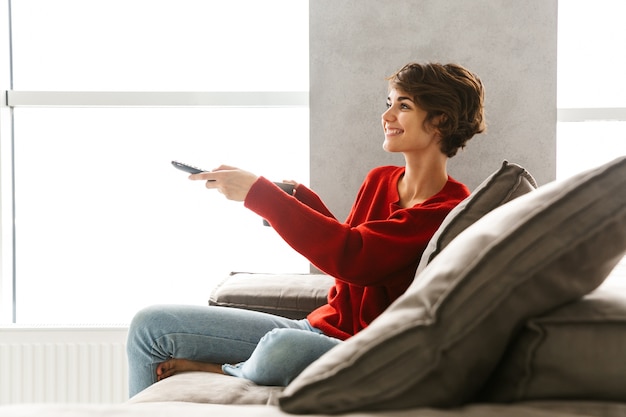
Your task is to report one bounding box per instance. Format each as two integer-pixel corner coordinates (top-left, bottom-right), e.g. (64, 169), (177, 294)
(10, 0), (309, 91)
(557, 121), (626, 179)
(557, 0), (626, 108)
(4, 1), (310, 325)
(556, 0), (626, 180)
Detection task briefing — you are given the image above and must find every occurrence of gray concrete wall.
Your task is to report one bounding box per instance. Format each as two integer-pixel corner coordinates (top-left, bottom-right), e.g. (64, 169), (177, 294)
(310, 0), (557, 220)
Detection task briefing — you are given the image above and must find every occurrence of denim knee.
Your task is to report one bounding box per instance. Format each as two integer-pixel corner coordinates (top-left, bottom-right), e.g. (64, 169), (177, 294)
(127, 304), (184, 365)
(127, 306), (163, 348)
(223, 327), (340, 386)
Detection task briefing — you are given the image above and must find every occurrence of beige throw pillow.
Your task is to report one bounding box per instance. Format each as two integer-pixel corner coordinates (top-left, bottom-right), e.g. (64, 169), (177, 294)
(279, 156), (626, 414)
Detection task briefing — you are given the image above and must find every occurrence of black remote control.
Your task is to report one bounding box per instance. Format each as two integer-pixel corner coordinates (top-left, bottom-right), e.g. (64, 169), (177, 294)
(171, 160), (209, 174)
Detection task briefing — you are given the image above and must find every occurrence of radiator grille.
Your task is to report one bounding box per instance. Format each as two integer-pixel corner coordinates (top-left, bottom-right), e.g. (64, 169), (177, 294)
(0, 328), (128, 404)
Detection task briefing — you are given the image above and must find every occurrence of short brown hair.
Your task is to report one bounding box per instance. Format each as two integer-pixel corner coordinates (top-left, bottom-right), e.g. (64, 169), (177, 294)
(387, 62), (486, 157)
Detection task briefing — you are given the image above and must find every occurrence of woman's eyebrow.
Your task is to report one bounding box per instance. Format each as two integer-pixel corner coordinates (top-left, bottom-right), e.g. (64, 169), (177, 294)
(387, 96), (414, 103)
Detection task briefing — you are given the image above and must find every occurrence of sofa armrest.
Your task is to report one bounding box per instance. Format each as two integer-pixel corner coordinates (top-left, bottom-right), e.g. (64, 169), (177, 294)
(209, 272), (334, 319)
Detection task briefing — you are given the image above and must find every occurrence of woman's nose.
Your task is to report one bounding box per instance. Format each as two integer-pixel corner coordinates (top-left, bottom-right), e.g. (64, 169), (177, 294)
(382, 107), (395, 121)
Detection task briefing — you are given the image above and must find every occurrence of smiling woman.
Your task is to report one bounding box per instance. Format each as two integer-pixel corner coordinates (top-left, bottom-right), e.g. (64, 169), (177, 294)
(124, 61), (486, 396)
(0, 0), (310, 325)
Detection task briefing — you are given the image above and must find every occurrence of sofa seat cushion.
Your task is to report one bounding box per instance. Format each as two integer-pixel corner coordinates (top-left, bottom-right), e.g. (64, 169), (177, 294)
(480, 289), (626, 402)
(279, 157), (626, 414)
(7, 401), (626, 417)
(127, 372), (284, 405)
(209, 272), (333, 319)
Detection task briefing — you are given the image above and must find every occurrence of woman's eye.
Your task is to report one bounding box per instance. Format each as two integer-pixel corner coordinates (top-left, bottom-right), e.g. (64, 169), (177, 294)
(385, 102), (391, 109)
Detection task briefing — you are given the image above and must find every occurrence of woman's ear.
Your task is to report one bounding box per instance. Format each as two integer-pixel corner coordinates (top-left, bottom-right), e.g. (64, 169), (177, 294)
(433, 113), (447, 128)
(426, 113), (446, 138)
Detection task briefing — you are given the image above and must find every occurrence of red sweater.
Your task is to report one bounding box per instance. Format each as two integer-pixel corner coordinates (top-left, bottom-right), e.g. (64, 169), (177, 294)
(244, 166), (469, 340)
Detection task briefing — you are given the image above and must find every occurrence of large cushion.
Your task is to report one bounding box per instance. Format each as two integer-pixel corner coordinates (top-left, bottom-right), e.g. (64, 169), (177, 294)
(209, 272), (333, 319)
(279, 156), (626, 414)
(416, 160), (537, 274)
(479, 289), (626, 402)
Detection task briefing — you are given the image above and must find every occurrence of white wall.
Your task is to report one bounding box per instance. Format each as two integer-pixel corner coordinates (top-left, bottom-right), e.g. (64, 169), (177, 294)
(309, 0), (558, 219)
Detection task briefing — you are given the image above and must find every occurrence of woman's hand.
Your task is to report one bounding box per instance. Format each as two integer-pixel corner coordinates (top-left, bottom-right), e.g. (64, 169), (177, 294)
(189, 165), (259, 202)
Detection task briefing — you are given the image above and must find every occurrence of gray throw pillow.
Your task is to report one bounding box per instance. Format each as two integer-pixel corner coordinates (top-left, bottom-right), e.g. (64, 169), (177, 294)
(279, 156), (626, 414)
(416, 160), (537, 275)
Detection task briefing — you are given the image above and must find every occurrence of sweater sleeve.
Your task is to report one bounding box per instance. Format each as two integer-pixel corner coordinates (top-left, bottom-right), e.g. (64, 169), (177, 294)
(245, 176), (465, 286)
(292, 184), (336, 220)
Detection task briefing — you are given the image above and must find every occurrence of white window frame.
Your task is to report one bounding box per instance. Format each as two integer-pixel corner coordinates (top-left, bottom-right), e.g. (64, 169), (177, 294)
(557, 108), (626, 123)
(6, 91), (308, 108)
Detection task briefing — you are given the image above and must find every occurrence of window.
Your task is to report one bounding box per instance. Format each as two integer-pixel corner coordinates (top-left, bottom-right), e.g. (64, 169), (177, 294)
(0, 0), (309, 324)
(557, 0), (626, 289)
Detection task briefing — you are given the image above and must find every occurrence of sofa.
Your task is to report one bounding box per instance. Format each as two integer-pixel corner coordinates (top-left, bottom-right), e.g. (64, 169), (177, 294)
(2, 157), (626, 417)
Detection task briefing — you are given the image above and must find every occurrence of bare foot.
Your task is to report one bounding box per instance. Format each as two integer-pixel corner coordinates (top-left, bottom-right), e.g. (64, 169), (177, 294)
(156, 358), (225, 381)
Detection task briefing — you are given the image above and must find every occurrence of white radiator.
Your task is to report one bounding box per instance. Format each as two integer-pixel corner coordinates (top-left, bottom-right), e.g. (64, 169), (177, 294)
(0, 326), (129, 404)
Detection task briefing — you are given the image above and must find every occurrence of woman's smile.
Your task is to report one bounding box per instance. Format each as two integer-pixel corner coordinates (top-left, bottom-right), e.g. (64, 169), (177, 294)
(384, 126), (404, 137)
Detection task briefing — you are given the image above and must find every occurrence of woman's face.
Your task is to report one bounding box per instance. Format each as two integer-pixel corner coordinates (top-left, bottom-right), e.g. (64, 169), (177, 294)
(381, 88), (440, 154)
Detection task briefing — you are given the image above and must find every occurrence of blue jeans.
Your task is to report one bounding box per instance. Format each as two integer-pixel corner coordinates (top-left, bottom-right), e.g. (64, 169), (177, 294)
(126, 304), (341, 397)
